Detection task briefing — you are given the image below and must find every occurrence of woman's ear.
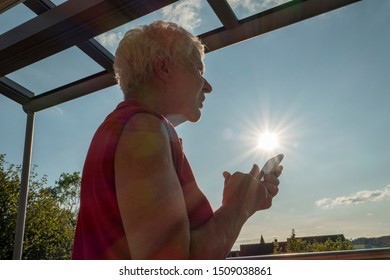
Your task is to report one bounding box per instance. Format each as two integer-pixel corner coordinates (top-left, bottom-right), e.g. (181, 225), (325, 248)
(153, 56), (173, 82)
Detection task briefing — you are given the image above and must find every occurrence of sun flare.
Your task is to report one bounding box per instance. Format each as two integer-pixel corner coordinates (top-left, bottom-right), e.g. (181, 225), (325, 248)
(257, 132), (279, 151)
(226, 100), (300, 165)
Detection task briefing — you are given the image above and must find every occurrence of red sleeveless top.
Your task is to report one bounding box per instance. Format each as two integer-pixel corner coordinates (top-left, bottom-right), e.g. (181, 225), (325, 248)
(72, 100), (213, 259)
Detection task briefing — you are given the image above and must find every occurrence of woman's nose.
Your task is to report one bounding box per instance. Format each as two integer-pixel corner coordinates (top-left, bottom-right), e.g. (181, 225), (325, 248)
(203, 78), (212, 93)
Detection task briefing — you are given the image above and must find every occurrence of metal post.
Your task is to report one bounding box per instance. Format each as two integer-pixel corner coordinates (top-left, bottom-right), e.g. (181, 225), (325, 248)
(12, 112), (35, 260)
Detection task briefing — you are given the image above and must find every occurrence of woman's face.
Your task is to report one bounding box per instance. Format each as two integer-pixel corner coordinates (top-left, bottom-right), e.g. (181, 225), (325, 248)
(164, 57), (212, 124)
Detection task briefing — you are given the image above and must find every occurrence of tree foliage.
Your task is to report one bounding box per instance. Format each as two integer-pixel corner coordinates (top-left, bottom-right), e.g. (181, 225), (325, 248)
(284, 229), (353, 253)
(285, 229), (310, 253)
(0, 154), (80, 259)
(273, 239), (280, 254)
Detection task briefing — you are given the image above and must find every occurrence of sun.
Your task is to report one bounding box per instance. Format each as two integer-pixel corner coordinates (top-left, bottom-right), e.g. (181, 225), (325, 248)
(257, 131), (279, 151)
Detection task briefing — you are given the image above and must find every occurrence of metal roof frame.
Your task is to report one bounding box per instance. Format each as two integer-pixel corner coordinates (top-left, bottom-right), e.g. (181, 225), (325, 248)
(0, 0), (26, 13)
(1, 0), (361, 113)
(0, 0), (361, 259)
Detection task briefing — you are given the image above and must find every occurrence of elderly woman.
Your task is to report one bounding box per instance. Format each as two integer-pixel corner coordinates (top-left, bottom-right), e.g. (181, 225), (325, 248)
(72, 21), (282, 260)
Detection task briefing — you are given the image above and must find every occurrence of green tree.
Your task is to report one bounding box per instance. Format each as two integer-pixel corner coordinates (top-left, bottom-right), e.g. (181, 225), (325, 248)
(286, 229), (309, 253)
(273, 239), (280, 254)
(0, 154), (20, 259)
(285, 229), (353, 254)
(0, 154), (80, 259)
(309, 237), (353, 252)
(50, 172), (81, 214)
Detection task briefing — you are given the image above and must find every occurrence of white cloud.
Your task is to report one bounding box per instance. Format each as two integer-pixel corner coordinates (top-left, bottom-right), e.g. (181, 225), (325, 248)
(96, 31), (123, 48)
(161, 0), (203, 32)
(316, 185), (390, 209)
(227, 0), (290, 14)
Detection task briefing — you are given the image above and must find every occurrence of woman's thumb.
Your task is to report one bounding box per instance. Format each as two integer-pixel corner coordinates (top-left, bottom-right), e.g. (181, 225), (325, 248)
(223, 171), (231, 181)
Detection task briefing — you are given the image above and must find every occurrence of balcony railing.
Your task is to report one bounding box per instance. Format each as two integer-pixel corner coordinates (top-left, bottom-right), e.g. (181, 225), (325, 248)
(229, 248), (390, 260)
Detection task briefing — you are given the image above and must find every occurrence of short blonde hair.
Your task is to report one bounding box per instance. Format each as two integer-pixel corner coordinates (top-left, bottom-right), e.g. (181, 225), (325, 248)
(113, 20), (205, 99)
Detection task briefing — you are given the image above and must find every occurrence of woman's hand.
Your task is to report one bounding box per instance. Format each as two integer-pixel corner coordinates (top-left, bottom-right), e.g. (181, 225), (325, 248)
(222, 164), (283, 219)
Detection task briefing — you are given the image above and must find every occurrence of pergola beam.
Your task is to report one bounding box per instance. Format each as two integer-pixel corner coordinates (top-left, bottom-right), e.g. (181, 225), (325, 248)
(200, 0), (362, 53)
(0, 0), (25, 14)
(0, 0), (178, 77)
(24, 0), (115, 71)
(23, 0), (52, 14)
(207, 0), (239, 29)
(0, 77), (34, 105)
(77, 40), (115, 72)
(1, 0), (361, 112)
(23, 70), (115, 113)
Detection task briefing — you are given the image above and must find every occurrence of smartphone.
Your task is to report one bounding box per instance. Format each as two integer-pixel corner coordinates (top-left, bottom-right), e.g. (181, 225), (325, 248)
(261, 154), (284, 174)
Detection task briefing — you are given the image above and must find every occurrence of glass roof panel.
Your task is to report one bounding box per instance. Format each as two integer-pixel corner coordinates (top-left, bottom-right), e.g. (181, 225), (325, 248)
(51, 0), (68, 5)
(0, 2), (36, 35)
(94, 0), (223, 54)
(6, 46), (104, 95)
(226, 0), (292, 19)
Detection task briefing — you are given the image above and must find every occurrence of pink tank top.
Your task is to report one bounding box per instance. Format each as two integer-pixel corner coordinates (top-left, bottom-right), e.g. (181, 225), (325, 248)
(72, 100), (213, 259)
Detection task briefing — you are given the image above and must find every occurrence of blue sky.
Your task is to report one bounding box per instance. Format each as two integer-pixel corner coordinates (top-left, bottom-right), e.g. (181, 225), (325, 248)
(1, 0), (389, 248)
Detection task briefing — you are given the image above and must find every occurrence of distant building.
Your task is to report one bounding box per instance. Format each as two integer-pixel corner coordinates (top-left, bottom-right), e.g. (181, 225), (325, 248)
(239, 241), (275, 256)
(230, 235), (285, 257)
(229, 234), (346, 257)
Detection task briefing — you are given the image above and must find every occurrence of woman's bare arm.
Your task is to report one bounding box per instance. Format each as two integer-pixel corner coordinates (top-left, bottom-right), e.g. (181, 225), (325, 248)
(115, 113), (281, 259)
